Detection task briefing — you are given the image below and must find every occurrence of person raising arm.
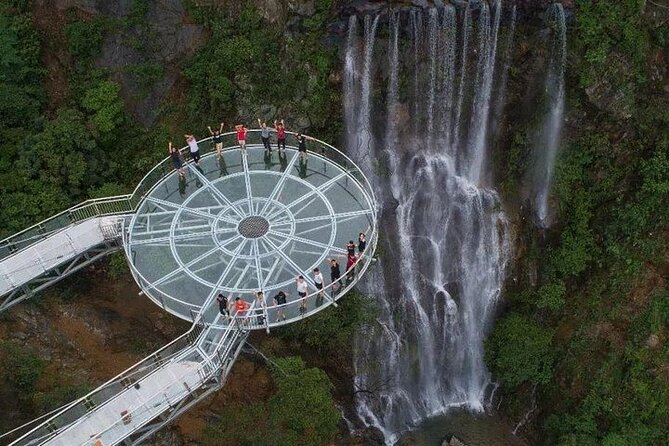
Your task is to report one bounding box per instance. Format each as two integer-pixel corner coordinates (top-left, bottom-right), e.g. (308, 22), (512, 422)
(208, 122), (224, 159)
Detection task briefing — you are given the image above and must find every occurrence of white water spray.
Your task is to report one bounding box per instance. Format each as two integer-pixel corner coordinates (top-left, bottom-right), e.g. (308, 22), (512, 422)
(532, 3), (567, 227)
(348, 4), (512, 443)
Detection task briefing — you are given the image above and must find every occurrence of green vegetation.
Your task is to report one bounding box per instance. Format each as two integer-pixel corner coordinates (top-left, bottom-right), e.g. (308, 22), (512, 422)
(0, 341), (45, 395)
(276, 290), (376, 353)
(485, 313), (554, 388)
(183, 0), (340, 139)
(488, 1), (669, 444)
(204, 356), (339, 446)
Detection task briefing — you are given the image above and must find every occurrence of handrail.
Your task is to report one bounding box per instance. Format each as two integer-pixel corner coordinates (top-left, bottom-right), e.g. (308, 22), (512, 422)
(0, 129), (377, 265)
(2, 129), (378, 445)
(5, 309), (248, 445)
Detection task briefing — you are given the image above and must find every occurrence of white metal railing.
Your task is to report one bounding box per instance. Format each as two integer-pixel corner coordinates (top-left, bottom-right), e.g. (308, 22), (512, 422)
(0, 129), (378, 445)
(0, 195), (134, 263)
(0, 130), (376, 267)
(3, 309), (249, 446)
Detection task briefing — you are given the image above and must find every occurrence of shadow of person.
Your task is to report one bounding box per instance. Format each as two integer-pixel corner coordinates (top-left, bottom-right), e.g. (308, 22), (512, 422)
(279, 152), (288, 172)
(193, 164), (204, 188)
(178, 173), (187, 197)
(297, 158), (308, 179)
(218, 156), (229, 177)
(264, 151), (274, 170)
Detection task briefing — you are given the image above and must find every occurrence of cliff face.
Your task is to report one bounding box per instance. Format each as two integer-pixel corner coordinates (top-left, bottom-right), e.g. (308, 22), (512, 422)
(3, 1), (667, 445)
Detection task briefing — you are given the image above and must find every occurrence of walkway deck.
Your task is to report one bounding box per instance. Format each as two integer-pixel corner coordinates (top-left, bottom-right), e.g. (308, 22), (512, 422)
(0, 217), (124, 297)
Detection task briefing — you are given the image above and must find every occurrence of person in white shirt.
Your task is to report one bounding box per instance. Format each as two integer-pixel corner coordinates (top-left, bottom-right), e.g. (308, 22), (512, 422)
(296, 275), (308, 315)
(313, 267), (324, 306)
(184, 134), (201, 165)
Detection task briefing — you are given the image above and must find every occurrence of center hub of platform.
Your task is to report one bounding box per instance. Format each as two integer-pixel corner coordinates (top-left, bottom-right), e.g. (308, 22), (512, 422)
(237, 215), (270, 238)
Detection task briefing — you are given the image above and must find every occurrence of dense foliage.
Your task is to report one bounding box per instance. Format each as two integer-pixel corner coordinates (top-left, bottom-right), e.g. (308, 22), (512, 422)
(204, 356), (339, 446)
(183, 0), (341, 139)
(488, 1), (669, 444)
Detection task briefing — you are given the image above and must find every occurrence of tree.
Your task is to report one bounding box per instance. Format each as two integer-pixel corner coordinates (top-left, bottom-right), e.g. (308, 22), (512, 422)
(82, 80), (125, 135)
(485, 313), (554, 387)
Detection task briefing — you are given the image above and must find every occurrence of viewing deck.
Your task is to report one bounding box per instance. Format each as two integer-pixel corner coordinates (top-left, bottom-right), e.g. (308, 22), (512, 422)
(125, 131), (377, 329)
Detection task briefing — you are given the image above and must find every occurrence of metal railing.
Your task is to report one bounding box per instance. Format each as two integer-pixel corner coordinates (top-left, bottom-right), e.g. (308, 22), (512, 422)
(0, 195), (134, 262)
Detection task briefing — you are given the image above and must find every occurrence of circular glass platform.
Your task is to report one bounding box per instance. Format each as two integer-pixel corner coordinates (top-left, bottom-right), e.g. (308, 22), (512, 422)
(124, 133), (376, 324)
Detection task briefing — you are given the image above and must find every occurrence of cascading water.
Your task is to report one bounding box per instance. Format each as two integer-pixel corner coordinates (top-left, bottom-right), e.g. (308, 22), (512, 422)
(530, 3), (567, 227)
(348, 3), (511, 443)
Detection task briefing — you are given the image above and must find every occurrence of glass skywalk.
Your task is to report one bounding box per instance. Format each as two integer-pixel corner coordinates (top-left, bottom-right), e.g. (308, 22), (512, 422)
(125, 133), (376, 325)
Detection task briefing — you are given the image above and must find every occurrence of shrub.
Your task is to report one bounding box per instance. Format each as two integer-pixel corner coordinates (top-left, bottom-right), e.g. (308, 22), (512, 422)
(82, 80), (125, 134)
(65, 17), (106, 62)
(0, 341), (45, 395)
(485, 313), (554, 387)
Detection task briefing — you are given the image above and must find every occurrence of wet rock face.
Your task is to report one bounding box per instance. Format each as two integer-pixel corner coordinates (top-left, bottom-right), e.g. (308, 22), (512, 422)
(346, 426), (386, 446)
(584, 52), (635, 120)
(96, 0), (206, 127)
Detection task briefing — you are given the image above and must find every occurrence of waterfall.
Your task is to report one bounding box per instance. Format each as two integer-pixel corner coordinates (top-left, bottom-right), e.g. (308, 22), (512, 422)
(531, 3), (567, 227)
(348, 4), (511, 443)
(344, 15), (359, 157)
(491, 5), (517, 138)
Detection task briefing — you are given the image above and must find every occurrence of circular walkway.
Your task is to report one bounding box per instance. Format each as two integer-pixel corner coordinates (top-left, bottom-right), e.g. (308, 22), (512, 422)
(124, 136), (376, 326)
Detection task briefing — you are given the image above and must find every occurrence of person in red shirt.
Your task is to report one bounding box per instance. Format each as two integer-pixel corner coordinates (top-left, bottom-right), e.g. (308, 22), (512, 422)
(233, 297), (249, 324)
(235, 124), (248, 153)
(274, 119), (286, 153)
(346, 253), (357, 284)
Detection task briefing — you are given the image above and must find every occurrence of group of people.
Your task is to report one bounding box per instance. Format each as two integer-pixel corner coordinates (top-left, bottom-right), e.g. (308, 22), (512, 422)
(215, 232), (368, 326)
(168, 119), (313, 176)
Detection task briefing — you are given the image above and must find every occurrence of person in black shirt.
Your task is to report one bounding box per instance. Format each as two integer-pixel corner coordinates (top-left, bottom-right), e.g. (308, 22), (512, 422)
(329, 258), (341, 295)
(273, 291), (288, 322)
(169, 141), (185, 177)
(296, 132), (310, 162)
(216, 293), (230, 319)
(208, 122), (224, 159)
(358, 232), (367, 253)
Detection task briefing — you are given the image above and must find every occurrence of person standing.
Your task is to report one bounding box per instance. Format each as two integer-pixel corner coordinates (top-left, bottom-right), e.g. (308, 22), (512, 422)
(296, 132), (309, 162)
(185, 134), (201, 165)
(346, 253), (358, 283)
(235, 124), (248, 153)
(346, 240), (356, 256)
(313, 267), (325, 307)
(255, 291), (266, 326)
(296, 275), (308, 315)
(208, 122), (225, 159)
(169, 141), (185, 176)
(274, 119), (286, 153)
(272, 290), (288, 322)
(258, 118), (273, 153)
(217, 293), (230, 319)
(358, 232), (367, 253)
(329, 258), (341, 294)
(234, 297), (249, 324)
